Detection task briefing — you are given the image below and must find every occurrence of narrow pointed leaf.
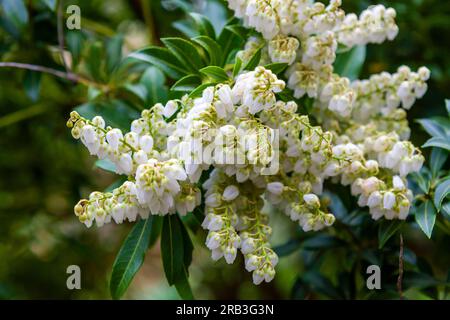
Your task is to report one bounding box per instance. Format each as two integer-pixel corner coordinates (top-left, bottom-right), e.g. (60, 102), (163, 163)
(110, 216), (157, 299)
(378, 220), (404, 248)
(161, 37), (204, 72)
(415, 200), (437, 238)
(430, 148), (448, 178)
(129, 46), (189, 79)
(199, 66), (229, 82)
(160, 215), (185, 285)
(189, 13), (215, 39)
(434, 179), (450, 211)
(192, 36), (222, 66)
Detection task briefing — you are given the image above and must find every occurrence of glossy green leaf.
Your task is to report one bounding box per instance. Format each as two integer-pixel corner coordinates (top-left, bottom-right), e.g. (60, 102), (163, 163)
(199, 66), (229, 82)
(188, 83), (217, 99)
(302, 271), (343, 299)
(189, 13), (215, 39)
(174, 266), (194, 300)
(86, 42), (105, 82)
(434, 179), (450, 211)
(161, 37), (204, 72)
(110, 216), (157, 299)
(171, 74), (202, 92)
(441, 202), (450, 218)
(417, 118), (447, 138)
(66, 30), (84, 68)
(129, 47), (189, 79)
(243, 47), (262, 71)
(302, 234), (343, 250)
(75, 99), (139, 131)
(410, 171), (430, 194)
(160, 215), (185, 285)
(415, 200), (437, 238)
(264, 62), (288, 75)
(378, 220), (404, 248)
(224, 25), (248, 40)
(106, 35), (123, 75)
(191, 36), (222, 66)
(2, 0), (28, 31)
(423, 136), (450, 151)
(140, 66), (168, 105)
(218, 25), (244, 67)
(430, 148), (448, 178)
(41, 0), (57, 11)
(334, 45), (366, 80)
(24, 71), (41, 102)
(274, 239), (302, 257)
(232, 56), (242, 78)
(95, 159), (116, 173)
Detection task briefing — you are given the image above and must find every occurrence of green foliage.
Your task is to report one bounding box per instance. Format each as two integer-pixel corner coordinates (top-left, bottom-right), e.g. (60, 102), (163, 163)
(110, 216), (161, 299)
(0, 0), (449, 301)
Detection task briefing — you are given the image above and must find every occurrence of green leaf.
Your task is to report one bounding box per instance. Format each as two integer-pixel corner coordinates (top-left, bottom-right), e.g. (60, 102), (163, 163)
(302, 234), (343, 250)
(224, 25), (248, 40)
(86, 41), (105, 82)
(410, 171), (430, 194)
(415, 200), (437, 238)
(140, 66), (168, 105)
(274, 239), (302, 257)
(174, 267), (194, 300)
(129, 46), (189, 79)
(434, 179), (450, 211)
(41, 0), (57, 11)
(75, 99), (139, 131)
(161, 37), (205, 73)
(23, 71), (41, 102)
(66, 30), (84, 68)
(110, 216), (156, 299)
(148, 216), (163, 248)
(189, 13), (215, 39)
(430, 148), (448, 178)
(199, 66), (229, 82)
(218, 25), (244, 67)
(191, 36), (222, 66)
(95, 159), (116, 173)
(106, 35), (123, 75)
(188, 83), (217, 99)
(446, 99), (450, 116)
(334, 45), (366, 80)
(179, 219), (193, 270)
(302, 271), (343, 299)
(441, 202), (450, 218)
(160, 215), (185, 285)
(243, 47), (262, 71)
(172, 20), (197, 39)
(423, 136), (450, 151)
(232, 56), (242, 78)
(264, 62), (288, 75)
(2, 0), (28, 31)
(416, 118), (447, 138)
(171, 74), (202, 92)
(378, 220), (404, 248)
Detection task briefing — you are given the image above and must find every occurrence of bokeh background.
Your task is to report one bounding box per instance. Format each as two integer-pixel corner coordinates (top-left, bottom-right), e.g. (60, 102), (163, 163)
(0, 0), (449, 299)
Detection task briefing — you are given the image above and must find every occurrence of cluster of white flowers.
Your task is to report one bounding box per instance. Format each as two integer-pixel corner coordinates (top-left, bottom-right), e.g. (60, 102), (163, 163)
(228, 0), (418, 120)
(69, 0), (430, 286)
(351, 175), (413, 220)
(351, 66), (430, 122)
(336, 5), (399, 48)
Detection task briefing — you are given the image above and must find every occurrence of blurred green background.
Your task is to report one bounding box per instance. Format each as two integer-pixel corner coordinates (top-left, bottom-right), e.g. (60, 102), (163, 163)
(0, 0), (449, 299)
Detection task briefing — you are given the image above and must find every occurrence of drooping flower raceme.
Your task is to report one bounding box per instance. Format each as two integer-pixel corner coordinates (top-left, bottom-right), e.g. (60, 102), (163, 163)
(68, 0), (429, 285)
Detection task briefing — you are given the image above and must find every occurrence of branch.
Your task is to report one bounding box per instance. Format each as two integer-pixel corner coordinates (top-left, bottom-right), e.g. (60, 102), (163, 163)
(0, 62), (107, 89)
(57, 0), (69, 72)
(397, 233), (404, 299)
